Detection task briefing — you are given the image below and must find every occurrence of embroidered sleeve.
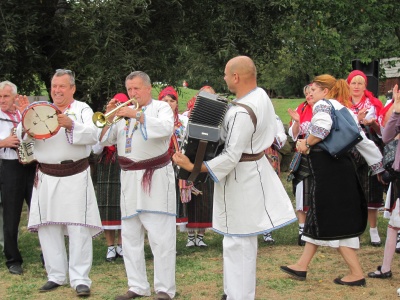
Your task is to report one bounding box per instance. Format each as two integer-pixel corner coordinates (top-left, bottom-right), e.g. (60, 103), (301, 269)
(309, 102), (332, 139)
(65, 120), (75, 144)
(369, 161), (384, 175)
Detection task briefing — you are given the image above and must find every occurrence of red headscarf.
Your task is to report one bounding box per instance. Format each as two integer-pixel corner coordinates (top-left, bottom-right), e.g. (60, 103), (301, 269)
(158, 86), (178, 101)
(113, 93), (129, 103)
(347, 70), (382, 115)
(158, 86), (181, 157)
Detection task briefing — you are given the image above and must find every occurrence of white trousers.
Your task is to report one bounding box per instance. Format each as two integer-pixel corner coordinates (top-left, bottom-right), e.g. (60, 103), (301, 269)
(122, 213), (176, 298)
(38, 224), (93, 289)
(223, 235), (258, 300)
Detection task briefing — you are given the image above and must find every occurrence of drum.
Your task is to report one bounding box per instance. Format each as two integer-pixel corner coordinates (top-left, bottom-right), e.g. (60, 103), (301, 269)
(22, 101), (61, 139)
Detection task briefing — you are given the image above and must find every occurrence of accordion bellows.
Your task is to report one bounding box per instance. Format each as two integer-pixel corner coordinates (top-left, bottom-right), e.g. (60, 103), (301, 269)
(178, 91), (229, 182)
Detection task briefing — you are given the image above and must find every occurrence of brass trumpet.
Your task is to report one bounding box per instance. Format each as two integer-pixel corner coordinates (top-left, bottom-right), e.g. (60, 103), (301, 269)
(92, 98), (139, 128)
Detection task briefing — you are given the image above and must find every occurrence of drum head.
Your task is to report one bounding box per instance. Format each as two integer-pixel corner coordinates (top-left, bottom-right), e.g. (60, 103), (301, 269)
(22, 101), (61, 139)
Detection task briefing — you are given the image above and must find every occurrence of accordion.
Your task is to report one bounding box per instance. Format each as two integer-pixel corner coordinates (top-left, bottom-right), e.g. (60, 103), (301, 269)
(178, 91), (229, 183)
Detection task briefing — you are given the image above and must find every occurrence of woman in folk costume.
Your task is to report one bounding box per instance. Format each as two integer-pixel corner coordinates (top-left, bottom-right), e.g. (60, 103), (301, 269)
(176, 85), (215, 247)
(92, 93), (128, 262)
(368, 84), (400, 282)
(347, 70), (385, 246)
(281, 74), (384, 287)
(287, 84), (313, 246)
(377, 86), (400, 254)
(158, 86), (190, 231)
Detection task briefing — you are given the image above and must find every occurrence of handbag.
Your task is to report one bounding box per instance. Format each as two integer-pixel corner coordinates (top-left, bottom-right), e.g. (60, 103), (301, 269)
(383, 139), (398, 170)
(318, 100), (363, 158)
(287, 151), (302, 181)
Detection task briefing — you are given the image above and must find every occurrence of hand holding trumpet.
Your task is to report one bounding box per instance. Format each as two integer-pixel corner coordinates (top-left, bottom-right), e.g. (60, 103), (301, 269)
(93, 97), (139, 128)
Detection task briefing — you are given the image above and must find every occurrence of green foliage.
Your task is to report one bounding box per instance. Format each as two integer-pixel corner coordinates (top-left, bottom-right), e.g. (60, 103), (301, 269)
(0, 0), (399, 110)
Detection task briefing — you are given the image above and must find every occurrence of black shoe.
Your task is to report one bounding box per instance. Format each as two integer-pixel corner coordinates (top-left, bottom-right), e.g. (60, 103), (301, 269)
(298, 234), (305, 246)
(370, 241), (382, 247)
(280, 265), (307, 280)
(221, 294), (227, 300)
(76, 284), (91, 297)
(8, 264), (23, 275)
(367, 266), (392, 279)
(333, 277), (366, 287)
(39, 281), (61, 292)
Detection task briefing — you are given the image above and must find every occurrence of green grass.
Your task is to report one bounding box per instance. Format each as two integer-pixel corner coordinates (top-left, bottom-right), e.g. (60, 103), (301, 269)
(0, 92), (396, 299)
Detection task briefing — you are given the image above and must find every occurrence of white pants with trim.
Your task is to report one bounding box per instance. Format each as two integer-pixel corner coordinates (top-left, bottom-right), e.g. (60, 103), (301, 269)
(38, 224), (93, 289)
(122, 213), (176, 298)
(223, 235), (257, 300)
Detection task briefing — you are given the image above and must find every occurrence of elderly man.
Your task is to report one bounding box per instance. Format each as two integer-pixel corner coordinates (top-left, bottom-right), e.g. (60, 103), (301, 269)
(174, 56), (296, 300)
(17, 69), (102, 297)
(99, 71), (176, 300)
(0, 81), (36, 275)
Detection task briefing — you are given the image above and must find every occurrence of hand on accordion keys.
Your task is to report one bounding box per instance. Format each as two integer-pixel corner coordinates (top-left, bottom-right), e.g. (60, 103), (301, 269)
(172, 151), (194, 172)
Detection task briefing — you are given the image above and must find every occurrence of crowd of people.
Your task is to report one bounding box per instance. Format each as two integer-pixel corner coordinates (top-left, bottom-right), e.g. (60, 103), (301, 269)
(0, 55), (399, 299)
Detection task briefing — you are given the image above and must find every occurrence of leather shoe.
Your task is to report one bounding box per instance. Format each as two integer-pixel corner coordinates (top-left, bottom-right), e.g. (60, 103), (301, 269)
(280, 265), (307, 280)
(39, 281), (62, 292)
(154, 291), (172, 300)
(76, 284), (90, 297)
(221, 294), (227, 300)
(368, 266), (392, 279)
(115, 290), (142, 300)
(298, 234), (305, 246)
(371, 241), (382, 247)
(8, 264), (23, 275)
(333, 277), (366, 287)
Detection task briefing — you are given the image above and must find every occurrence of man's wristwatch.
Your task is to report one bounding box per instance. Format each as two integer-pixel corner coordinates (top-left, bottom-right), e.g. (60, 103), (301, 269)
(135, 111), (142, 121)
(305, 139), (311, 149)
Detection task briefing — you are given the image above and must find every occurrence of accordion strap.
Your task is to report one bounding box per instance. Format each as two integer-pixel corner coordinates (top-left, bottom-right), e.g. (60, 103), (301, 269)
(187, 140), (208, 182)
(232, 102), (257, 131)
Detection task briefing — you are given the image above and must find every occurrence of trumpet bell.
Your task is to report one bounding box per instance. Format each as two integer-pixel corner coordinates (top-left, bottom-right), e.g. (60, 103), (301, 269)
(92, 111), (107, 128)
(92, 97), (139, 128)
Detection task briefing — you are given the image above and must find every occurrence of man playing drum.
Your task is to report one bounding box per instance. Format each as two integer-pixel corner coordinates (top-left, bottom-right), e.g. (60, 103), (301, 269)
(0, 80), (36, 275)
(16, 69), (102, 297)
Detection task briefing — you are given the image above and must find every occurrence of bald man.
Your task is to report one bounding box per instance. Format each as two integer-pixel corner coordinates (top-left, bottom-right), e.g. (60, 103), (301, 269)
(174, 56), (296, 300)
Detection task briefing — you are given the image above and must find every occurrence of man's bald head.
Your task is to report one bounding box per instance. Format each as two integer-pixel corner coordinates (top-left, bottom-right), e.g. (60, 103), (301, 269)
(224, 56), (257, 98)
(226, 56), (257, 81)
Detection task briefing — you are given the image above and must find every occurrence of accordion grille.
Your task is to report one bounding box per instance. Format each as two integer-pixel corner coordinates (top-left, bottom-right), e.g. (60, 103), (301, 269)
(189, 95), (228, 127)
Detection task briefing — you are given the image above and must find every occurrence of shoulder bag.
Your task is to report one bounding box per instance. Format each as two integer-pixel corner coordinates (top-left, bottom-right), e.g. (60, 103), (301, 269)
(318, 100), (363, 158)
(383, 139), (398, 170)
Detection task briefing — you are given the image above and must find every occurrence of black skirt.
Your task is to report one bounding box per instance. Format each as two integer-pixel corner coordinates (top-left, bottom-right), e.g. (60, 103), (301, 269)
(303, 147), (367, 240)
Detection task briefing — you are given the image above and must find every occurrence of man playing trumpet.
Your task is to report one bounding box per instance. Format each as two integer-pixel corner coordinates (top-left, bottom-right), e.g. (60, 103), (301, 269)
(99, 71), (176, 300)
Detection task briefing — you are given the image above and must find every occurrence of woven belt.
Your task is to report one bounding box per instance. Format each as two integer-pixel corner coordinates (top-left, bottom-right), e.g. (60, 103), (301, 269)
(39, 158), (90, 177)
(239, 152), (265, 162)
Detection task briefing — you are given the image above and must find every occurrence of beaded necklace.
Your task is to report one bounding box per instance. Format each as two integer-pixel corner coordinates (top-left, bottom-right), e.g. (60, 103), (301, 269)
(124, 103), (149, 154)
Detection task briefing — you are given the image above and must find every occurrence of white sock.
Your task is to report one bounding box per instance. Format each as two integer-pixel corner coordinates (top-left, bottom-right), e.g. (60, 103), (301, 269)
(370, 227), (381, 243)
(107, 246), (116, 259)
